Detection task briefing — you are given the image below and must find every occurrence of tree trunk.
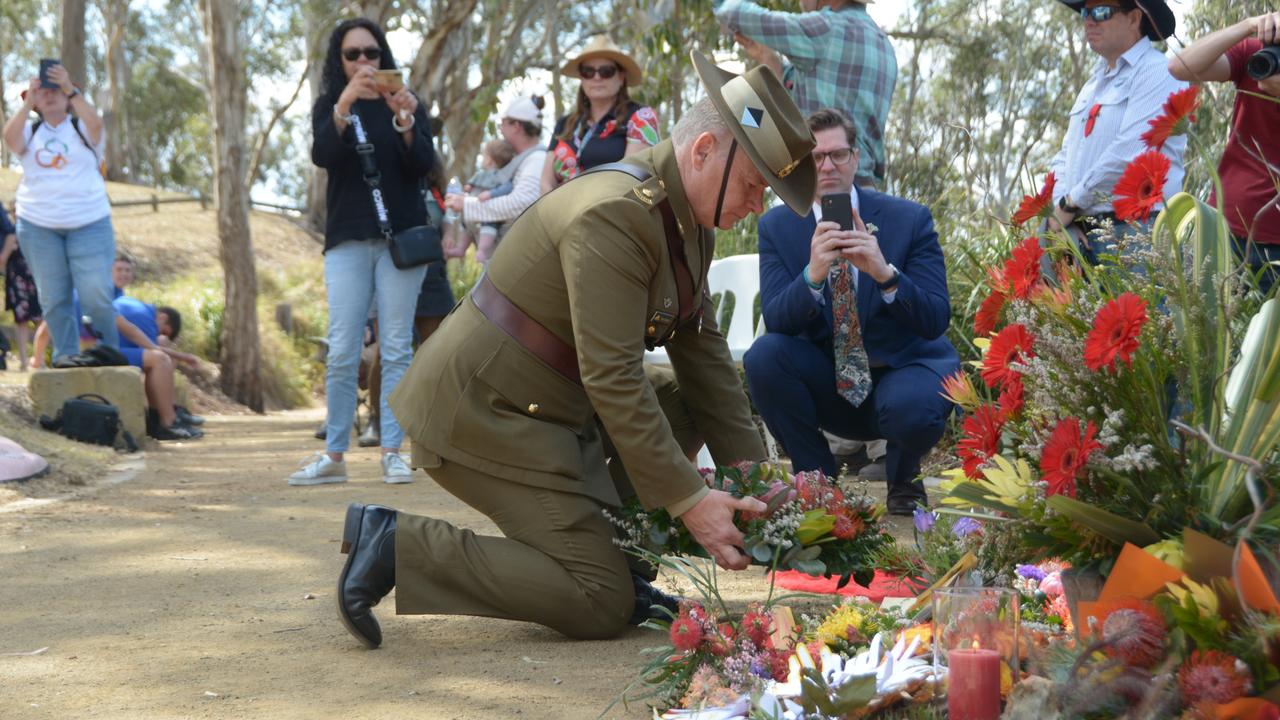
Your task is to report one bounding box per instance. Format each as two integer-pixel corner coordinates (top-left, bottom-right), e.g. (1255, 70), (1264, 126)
(102, 0), (131, 182)
(59, 0), (87, 84)
(200, 0), (263, 412)
(305, 7), (327, 232)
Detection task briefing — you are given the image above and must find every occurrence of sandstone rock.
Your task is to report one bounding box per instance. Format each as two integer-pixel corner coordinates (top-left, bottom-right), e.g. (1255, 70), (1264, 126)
(28, 367), (147, 441)
(1002, 676), (1061, 720)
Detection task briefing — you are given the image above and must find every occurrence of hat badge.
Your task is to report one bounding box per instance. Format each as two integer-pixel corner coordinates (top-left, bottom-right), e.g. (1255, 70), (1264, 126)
(740, 106), (765, 129)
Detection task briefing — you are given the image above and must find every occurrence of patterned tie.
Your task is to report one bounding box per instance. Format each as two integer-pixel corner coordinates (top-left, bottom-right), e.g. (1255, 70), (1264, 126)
(830, 260), (872, 407)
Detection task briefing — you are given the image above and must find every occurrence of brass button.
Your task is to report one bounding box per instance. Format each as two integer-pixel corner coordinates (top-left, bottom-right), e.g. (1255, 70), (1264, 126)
(647, 325), (657, 334)
(527, 403), (539, 414)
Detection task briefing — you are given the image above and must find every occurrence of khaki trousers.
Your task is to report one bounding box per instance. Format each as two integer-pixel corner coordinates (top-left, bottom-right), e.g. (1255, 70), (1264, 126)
(394, 458), (634, 640)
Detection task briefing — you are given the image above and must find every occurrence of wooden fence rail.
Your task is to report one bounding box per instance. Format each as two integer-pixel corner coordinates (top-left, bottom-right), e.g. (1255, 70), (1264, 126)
(2, 193), (305, 216)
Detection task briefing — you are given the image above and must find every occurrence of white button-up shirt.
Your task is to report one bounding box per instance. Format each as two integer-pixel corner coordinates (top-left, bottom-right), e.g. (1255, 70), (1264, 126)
(1050, 37), (1188, 216)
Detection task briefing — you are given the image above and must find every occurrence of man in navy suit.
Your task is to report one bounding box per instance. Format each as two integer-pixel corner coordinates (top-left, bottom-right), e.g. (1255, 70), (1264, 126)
(744, 108), (958, 515)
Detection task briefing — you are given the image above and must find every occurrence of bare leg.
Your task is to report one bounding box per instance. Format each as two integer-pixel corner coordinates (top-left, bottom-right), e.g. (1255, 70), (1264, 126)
(15, 323), (32, 372)
(30, 321), (49, 368)
(141, 349), (178, 427)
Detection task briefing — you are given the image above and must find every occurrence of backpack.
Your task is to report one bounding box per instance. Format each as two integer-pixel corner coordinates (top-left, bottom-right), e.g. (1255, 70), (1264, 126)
(31, 116), (107, 178)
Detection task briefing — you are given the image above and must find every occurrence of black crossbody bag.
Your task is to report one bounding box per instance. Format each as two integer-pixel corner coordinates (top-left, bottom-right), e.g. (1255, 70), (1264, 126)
(349, 112), (442, 269)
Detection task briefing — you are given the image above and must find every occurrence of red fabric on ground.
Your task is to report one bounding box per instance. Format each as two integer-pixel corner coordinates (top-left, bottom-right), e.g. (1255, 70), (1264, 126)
(771, 570), (923, 601)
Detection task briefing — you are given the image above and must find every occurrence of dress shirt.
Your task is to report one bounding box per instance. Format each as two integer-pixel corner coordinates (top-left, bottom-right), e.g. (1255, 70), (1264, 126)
(806, 187), (897, 304)
(1049, 37), (1188, 216)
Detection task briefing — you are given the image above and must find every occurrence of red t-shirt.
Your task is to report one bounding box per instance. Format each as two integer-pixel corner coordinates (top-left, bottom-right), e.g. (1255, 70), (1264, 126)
(1212, 39), (1280, 244)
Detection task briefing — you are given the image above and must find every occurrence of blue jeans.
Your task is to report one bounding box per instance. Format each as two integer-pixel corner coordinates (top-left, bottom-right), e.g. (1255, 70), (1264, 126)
(16, 215), (118, 360)
(324, 239), (427, 453)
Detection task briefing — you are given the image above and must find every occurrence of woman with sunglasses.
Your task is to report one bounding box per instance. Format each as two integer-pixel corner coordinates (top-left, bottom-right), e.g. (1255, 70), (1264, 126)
(294, 18), (435, 487)
(539, 35), (660, 195)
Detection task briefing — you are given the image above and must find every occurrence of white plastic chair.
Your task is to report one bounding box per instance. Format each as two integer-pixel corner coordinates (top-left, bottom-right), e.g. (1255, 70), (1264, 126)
(644, 253), (763, 366)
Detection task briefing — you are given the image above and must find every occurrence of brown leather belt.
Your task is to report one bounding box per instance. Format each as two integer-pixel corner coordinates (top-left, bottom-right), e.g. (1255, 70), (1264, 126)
(471, 275), (582, 386)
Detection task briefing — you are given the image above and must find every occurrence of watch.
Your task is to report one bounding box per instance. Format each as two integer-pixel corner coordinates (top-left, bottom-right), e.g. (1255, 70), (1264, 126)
(65, 87), (80, 100)
(876, 264), (900, 291)
(1058, 195), (1081, 214)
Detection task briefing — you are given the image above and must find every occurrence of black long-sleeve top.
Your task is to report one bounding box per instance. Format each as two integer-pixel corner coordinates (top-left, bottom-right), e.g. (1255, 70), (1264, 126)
(311, 96), (435, 252)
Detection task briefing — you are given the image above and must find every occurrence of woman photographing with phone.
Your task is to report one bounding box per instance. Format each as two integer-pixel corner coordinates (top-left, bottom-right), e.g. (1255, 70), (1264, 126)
(293, 17), (435, 487)
(1, 61), (117, 363)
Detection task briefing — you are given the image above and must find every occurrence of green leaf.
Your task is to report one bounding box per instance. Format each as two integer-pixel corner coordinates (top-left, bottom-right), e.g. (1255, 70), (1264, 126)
(832, 673), (877, 711)
(948, 481), (1021, 513)
(795, 509), (837, 545)
(1046, 494), (1159, 546)
(648, 526), (669, 547)
(791, 558), (827, 576)
(750, 542), (775, 564)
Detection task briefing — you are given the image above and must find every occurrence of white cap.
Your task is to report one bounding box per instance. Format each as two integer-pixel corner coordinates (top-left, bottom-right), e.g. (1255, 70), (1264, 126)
(502, 96), (542, 123)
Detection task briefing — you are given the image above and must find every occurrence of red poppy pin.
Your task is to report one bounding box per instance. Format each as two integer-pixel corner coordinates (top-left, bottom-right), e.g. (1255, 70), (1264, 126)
(1085, 103), (1102, 137)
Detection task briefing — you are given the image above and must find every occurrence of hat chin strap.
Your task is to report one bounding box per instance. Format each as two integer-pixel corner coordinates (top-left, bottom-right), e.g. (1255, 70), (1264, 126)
(712, 138), (739, 228)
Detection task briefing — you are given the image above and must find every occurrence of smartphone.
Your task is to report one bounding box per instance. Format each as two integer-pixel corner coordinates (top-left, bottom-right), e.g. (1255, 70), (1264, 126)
(374, 69), (404, 93)
(820, 193), (853, 231)
(39, 59), (61, 89)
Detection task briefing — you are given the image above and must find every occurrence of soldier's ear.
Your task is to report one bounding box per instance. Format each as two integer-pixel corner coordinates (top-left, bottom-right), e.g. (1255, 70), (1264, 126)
(690, 131), (719, 171)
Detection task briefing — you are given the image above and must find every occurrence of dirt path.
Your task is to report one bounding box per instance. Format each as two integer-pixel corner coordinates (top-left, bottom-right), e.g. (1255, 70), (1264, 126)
(4, 410), (896, 720)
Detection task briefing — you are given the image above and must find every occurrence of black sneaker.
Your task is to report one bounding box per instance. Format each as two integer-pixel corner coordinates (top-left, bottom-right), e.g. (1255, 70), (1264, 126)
(152, 423), (200, 441)
(175, 405), (205, 426)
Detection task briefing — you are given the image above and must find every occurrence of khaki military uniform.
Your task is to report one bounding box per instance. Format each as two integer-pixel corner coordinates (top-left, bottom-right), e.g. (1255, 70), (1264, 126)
(387, 140), (766, 639)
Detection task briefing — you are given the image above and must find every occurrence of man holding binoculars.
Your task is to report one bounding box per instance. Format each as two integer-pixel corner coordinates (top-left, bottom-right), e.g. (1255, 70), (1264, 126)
(1170, 11), (1280, 295)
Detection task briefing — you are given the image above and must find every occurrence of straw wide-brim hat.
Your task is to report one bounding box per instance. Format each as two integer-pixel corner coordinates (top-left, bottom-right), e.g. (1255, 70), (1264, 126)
(691, 51), (816, 215)
(1056, 0), (1176, 41)
(560, 35), (643, 87)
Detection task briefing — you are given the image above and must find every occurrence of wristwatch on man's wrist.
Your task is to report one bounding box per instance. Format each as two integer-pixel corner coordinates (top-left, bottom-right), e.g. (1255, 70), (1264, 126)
(65, 87), (80, 100)
(1058, 195), (1081, 215)
(876, 264), (901, 291)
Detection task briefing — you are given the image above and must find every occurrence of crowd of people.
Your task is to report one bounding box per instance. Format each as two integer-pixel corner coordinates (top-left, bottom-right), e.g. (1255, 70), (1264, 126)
(0, 0), (1275, 653)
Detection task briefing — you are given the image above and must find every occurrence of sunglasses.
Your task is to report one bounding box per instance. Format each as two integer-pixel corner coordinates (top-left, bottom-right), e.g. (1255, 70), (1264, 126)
(812, 148), (854, 167)
(1079, 5), (1126, 22)
(579, 63), (619, 80)
(342, 46), (382, 62)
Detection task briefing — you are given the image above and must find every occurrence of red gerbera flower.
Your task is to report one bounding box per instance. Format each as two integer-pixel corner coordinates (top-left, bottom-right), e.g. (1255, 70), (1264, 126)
(998, 374), (1024, 420)
(1011, 173), (1056, 227)
(958, 404), (1005, 479)
(1112, 150), (1171, 223)
(1084, 103), (1102, 137)
(974, 291), (1006, 338)
(1140, 86), (1199, 151)
(1084, 292), (1149, 372)
(981, 324), (1036, 388)
(1040, 417), (1101, 498)
(1178, 650), (1251, 706)
(1005, 236), (1045, 299)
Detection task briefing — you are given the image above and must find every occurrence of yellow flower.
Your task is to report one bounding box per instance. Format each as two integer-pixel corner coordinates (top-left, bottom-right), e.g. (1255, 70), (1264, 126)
(1142, 539), (1186, 570)
(1165, 578), (1219, 616)
(814, 604), (866, 648)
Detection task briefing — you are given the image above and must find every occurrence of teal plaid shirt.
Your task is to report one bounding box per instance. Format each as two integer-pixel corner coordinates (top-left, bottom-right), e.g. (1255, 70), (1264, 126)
(713, 0), (897, 185)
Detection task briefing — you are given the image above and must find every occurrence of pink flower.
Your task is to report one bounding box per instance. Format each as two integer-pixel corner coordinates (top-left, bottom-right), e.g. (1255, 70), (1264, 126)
(1039, 571), (1063, 598)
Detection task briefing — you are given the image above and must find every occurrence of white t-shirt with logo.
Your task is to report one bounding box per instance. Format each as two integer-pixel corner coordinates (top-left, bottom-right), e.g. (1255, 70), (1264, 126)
(15, 119), (111, 230)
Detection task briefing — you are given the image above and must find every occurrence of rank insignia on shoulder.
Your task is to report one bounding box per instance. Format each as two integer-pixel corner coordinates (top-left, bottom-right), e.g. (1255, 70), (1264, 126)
(632, 186), (655, 205)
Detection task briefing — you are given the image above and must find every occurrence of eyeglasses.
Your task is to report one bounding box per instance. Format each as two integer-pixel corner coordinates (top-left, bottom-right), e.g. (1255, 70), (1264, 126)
(1079, 5), (1125, 22)
(579, 63), (619, 80)
(342, 46), (382, 62)
(812, 148), (854, 166)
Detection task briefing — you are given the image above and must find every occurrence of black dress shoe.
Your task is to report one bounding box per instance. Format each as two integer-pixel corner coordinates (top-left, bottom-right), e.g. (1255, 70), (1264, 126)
(175, 405), (205, 426)
(887, 497), (924, 516)
(628, 573), (682, 625)
(338, 503), (397, 648)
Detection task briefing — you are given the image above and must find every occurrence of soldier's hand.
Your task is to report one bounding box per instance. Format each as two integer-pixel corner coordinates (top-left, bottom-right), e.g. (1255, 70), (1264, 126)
(809, 221), (855, 285)
(679, 490), (766, 571)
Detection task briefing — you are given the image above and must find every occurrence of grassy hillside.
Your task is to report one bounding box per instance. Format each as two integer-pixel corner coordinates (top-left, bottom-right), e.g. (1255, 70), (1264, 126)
(0, 169), (326, 410)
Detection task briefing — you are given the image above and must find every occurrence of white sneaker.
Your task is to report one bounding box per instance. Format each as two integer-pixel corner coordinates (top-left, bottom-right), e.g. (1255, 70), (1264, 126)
(288, 453), (348, 486)
(381, 452), (414, 484)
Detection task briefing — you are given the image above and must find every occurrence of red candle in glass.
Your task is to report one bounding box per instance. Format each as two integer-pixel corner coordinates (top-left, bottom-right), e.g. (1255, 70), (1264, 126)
(947, 640), (1002, 720)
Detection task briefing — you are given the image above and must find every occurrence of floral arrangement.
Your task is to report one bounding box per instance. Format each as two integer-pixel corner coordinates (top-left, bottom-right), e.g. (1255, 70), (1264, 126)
(605, 462), (893, 585)
(937, 84), (1280, 568)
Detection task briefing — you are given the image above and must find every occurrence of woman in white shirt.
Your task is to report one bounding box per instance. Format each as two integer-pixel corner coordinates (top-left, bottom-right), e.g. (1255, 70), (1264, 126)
(442, 96), (548, 254)
(1, 66), (117, 361)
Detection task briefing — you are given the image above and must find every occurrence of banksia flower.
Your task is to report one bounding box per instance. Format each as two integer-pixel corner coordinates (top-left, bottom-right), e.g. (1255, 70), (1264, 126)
(1178, 650), (1250, 706)
(1099, 599), (1166, 668)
